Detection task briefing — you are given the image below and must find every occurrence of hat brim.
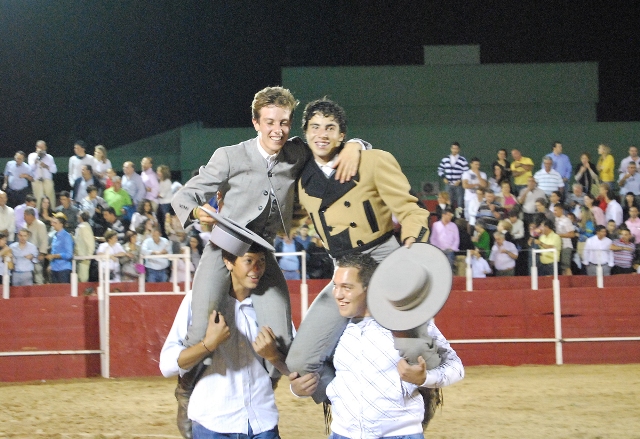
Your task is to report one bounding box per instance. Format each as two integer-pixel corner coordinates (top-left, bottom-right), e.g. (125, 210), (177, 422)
(367, 243), (452, 331)
(199, 205), (275, 255)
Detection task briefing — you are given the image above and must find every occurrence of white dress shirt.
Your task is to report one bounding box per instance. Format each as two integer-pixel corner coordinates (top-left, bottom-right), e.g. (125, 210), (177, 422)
(489, 241), (519, 271)
(582, 236), (614, 267)
(0, 205), (16, 241)
(327, 318), (463, 439)
(28, 152), (57, 180)
(605, 200), (623, 226)
(159, 291), (278, 435)
(141, 236), (172, 270)
(68, 154), (94, 186)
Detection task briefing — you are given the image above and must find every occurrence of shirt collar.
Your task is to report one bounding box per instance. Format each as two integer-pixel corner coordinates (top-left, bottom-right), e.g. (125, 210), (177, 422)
(316, 156), (338, 177)
(256, 137), (279, 164)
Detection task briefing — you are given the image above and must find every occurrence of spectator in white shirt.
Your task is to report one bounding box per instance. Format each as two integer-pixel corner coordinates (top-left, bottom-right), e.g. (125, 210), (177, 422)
(604, 189), (623, 226)
(465, 188), (485, 228)
(489, 232), (519, 276)
(157, 164), (174, 236)
(92, 145), (112, 187)
(466, 248), (492, 278)
(0, 191), (16, 242)
(97, 229), (126, 282)
(618, 145), (640, 175)
(461, 157), (487, 221)
(68, 140), (94, 187)
(140, 157), (160, 210)
(141, 226), (172, 282)
(28, 140), (57, 210)
(582, 225), (614, 276)
(122, 161), (147, 205)
(618, 161), (640, 197)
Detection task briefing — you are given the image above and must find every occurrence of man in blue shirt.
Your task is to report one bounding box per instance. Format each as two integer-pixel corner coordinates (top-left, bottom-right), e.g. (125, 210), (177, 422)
(2, 151), (34, 208)
(46, 213), (75, 283)
(543, 141), (572, 187)
(122, 161), (147, 205)
(9, 229), (39, 286)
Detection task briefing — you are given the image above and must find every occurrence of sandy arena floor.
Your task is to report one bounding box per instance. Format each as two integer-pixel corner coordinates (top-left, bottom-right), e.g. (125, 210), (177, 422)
(0, 364), (639, 438)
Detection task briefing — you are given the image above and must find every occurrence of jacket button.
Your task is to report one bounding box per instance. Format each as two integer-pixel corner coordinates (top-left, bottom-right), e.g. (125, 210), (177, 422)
(344, 201), (351, 207)
(327, 226), (333, 232)
(263, 190), (268, 196)
(258, 206), (263, 210)
(357, 240), (364, 246)
(350, 222), (357, 228)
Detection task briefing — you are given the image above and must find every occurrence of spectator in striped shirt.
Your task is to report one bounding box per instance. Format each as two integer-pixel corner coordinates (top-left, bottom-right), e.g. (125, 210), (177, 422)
(534, 156), (565, 196)
(610, 226), (635, 274)
(437, 142), (469, 211)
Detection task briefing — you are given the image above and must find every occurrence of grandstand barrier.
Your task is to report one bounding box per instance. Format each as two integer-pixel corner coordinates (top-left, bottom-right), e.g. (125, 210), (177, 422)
(1, 253), (639, 381)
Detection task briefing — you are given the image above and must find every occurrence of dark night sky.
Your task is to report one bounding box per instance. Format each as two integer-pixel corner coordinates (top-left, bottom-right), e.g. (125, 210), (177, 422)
(1, 1), (639, 156)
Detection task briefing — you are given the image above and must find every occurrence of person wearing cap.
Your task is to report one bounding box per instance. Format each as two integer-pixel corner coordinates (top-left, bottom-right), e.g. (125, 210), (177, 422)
(288, 98), (439, 403)
(171, 89), (366, 363)
(291, 252), (463, 437)
(46, 212), (74, 283)
(160, 221), (305, 439)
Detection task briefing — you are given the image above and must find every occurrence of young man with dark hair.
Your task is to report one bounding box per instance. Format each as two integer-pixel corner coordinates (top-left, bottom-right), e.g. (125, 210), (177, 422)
(288, 98), (439, 403)
(161, 234), (304, 438)
(56, 191), (80, 233)
(462, 157), (487, 221)
(437, 142), (469, 211)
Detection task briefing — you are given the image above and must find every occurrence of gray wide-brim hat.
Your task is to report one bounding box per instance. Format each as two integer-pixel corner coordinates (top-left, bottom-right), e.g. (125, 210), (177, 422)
(199, 205), (275, 256)
(367, 243), (452, 331)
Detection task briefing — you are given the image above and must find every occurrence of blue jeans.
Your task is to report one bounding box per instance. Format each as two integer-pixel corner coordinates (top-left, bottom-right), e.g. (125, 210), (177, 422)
(330, 434), (423, 439)
(193, 422), (280, 439)
(146, 268), (167, 282)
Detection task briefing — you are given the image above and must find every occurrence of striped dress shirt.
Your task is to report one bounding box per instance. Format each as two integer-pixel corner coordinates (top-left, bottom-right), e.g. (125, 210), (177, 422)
(327, 318), (464, 439)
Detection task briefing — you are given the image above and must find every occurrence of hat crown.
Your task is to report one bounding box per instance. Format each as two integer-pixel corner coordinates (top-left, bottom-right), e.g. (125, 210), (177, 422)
(387, 262), (430, 311)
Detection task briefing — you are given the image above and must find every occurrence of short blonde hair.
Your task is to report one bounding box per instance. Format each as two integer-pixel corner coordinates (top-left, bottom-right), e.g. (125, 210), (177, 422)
(437, 191), (450, 203)
(251, 86), (298, 121)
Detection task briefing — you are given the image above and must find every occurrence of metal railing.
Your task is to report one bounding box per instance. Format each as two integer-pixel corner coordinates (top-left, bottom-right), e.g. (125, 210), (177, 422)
(275, 250), (308, 320)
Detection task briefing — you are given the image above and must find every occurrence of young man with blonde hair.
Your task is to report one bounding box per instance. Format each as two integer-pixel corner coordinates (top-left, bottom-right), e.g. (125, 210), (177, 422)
(170, 87), (366, 437)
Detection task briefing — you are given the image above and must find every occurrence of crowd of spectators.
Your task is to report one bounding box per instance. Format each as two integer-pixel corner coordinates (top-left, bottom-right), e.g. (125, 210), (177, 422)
(0, 140), (204, 287)
(2, 139), (640, 286)
(431, 141), (640, 277)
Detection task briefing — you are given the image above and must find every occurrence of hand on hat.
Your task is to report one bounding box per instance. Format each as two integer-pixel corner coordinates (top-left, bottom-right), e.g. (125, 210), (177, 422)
(397, 356), (427, 386)
(288, 371), (320, 397)
(195, 206), (217, 226)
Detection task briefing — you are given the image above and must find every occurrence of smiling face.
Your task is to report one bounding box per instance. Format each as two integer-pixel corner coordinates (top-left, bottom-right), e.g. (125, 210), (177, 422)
(333, 266), (369, 319)
(224, 251), (266, 295)
(252, 105), (291, 155)
(304, 113), (345, 165)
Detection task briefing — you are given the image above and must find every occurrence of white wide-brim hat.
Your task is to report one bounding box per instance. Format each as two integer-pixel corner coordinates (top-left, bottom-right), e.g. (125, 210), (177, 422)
(367, 243), (452, 331)
(199, 205), (275, 256)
